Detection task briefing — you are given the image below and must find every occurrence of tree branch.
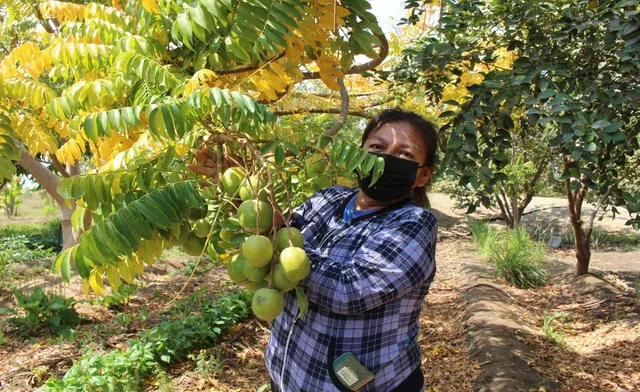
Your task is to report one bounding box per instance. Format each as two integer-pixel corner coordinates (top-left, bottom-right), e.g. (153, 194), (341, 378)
(495, 193), (511, 227)
(325, 78), (349, 137)
(274, 108), (371, 118)
(17, 152), (64, 206)
(520, 157), (548, 216)
(303, 33), (389, 79)
(295, 91), (386, 99)
(214, 51), (286, 75)
(498, 186), (513, 223)
(50, 155), (70, 177)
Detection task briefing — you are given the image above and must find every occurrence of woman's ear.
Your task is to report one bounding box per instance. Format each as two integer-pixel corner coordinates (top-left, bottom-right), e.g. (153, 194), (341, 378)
(414, 165), (436, 188)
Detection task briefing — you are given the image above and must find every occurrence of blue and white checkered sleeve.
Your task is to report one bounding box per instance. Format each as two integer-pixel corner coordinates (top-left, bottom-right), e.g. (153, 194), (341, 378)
(289, 187), (349, 229)
(300, 212), (437, 315)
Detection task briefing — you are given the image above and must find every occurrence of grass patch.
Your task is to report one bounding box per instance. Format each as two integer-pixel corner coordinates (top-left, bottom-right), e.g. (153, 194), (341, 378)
(471, 221), (548, 288)
(471, 220), (500, 257)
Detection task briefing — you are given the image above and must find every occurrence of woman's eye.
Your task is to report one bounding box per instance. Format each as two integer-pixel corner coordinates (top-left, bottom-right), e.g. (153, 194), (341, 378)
(369, 144), (382, 150)
(401, 151), (413, 158)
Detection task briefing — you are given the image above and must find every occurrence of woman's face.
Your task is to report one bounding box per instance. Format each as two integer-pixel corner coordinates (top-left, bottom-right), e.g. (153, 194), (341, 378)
(362, 121), (435, 188)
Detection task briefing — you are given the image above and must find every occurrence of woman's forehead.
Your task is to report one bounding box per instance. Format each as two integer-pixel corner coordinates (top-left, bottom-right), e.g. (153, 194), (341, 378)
(367, 121), (425, 146)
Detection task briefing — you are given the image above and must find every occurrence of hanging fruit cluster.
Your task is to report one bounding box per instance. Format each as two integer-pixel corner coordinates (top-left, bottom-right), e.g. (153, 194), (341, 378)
(217, 166), (310, 322)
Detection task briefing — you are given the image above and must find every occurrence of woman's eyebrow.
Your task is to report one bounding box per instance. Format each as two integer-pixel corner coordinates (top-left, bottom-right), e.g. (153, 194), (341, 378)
(364, 136), (386, 144)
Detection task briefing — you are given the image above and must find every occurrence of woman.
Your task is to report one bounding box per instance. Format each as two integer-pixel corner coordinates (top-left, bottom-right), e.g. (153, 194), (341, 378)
(190, 108), (438, 391)
(267, 108), (438, 392)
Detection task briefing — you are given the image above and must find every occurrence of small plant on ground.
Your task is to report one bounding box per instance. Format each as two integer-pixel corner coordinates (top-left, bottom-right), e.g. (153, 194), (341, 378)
(188, 348), (224, 378)
(94, 283), (138, 310)
(492, 227), (548, 288)
(471, 219), (500, 257)
(41, 291), (252, 391)
(7, 287), (80, 337)
(541, 311), (569, 347)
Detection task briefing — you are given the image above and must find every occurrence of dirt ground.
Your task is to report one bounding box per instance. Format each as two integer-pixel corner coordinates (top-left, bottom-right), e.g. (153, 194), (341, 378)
(0, 192), (638, 391)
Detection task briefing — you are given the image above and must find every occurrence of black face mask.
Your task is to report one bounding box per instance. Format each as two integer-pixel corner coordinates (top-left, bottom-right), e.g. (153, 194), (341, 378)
(357, 152), (420, 201)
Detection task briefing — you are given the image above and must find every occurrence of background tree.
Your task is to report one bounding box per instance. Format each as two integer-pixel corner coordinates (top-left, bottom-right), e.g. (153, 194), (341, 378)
(389, 0), (640, 275)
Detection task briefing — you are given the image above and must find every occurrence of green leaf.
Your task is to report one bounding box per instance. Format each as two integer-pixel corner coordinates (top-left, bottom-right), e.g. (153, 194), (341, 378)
(591, 120), (611, 129)
(370, 156), (385, 186)
(538, 89), (555, 100)
(57, 178), (74, 198)
(53, 247), (73, 282)
(295, 286), (308, 318)
(133, 198), (173, 230)
(275, 145), (285, 165)
(346, 149), (368, 173)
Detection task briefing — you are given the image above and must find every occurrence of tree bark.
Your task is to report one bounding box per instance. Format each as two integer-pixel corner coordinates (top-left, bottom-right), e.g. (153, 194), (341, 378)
(563, 155), (591, 276)
(17, 152), (78, 249)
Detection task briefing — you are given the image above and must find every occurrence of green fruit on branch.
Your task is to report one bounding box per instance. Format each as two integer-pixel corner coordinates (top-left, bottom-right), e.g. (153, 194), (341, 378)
(275, 227), (304, 252)
(252, 288), (285, 322)
(227, 254), (248, 284)
(182, 234), (207, 256)
(192, 218), (211, 238)
(242, 279), (268, 292)
(272, 262), (298, 292)
(279, 247), (310, 281)
(243, 262), (270, 282)
(238, 176), (268, 201)
(221, 167), (247, 196)
(237, 199), (273, 234)
(219, 228), (234, 241)
(242, 235), (274, 267)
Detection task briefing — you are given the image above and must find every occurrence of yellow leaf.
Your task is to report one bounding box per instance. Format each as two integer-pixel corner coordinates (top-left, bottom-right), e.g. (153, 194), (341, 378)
(174, 143), (189, 157)
(89, 269), (105, 295)
(82, 279), (90, 297)
(119, 262), (134, 284)
(129, 255), (144, 276)
(141, 0), (161, 14)
(106, 265), (121, 290)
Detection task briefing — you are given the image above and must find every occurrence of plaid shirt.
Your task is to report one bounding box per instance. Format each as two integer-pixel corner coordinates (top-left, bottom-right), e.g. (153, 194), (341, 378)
(266, 186), (437, 392)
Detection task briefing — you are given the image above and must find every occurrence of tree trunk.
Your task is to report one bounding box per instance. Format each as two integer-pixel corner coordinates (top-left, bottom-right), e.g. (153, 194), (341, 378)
(564, 155), (591, 276)
(510, 195), (521, 228)
(17, 152), (79, 249)
(569, 212), (591, 276)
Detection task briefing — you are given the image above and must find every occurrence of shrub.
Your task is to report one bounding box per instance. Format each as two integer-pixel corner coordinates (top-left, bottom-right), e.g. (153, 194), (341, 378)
(473, 222), (548, 288)
(7, 287), (80, 337)
(0, 235), (56, 281)
(0, 219), (61, 252)
(492, 228), (548, 288)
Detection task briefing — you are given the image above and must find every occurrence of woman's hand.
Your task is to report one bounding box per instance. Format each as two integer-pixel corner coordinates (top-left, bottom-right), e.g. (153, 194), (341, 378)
(186, 148), (218, 178)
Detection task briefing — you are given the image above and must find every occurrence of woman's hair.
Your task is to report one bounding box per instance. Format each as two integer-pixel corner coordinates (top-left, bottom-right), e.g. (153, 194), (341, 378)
(360, 108), (439, 208)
